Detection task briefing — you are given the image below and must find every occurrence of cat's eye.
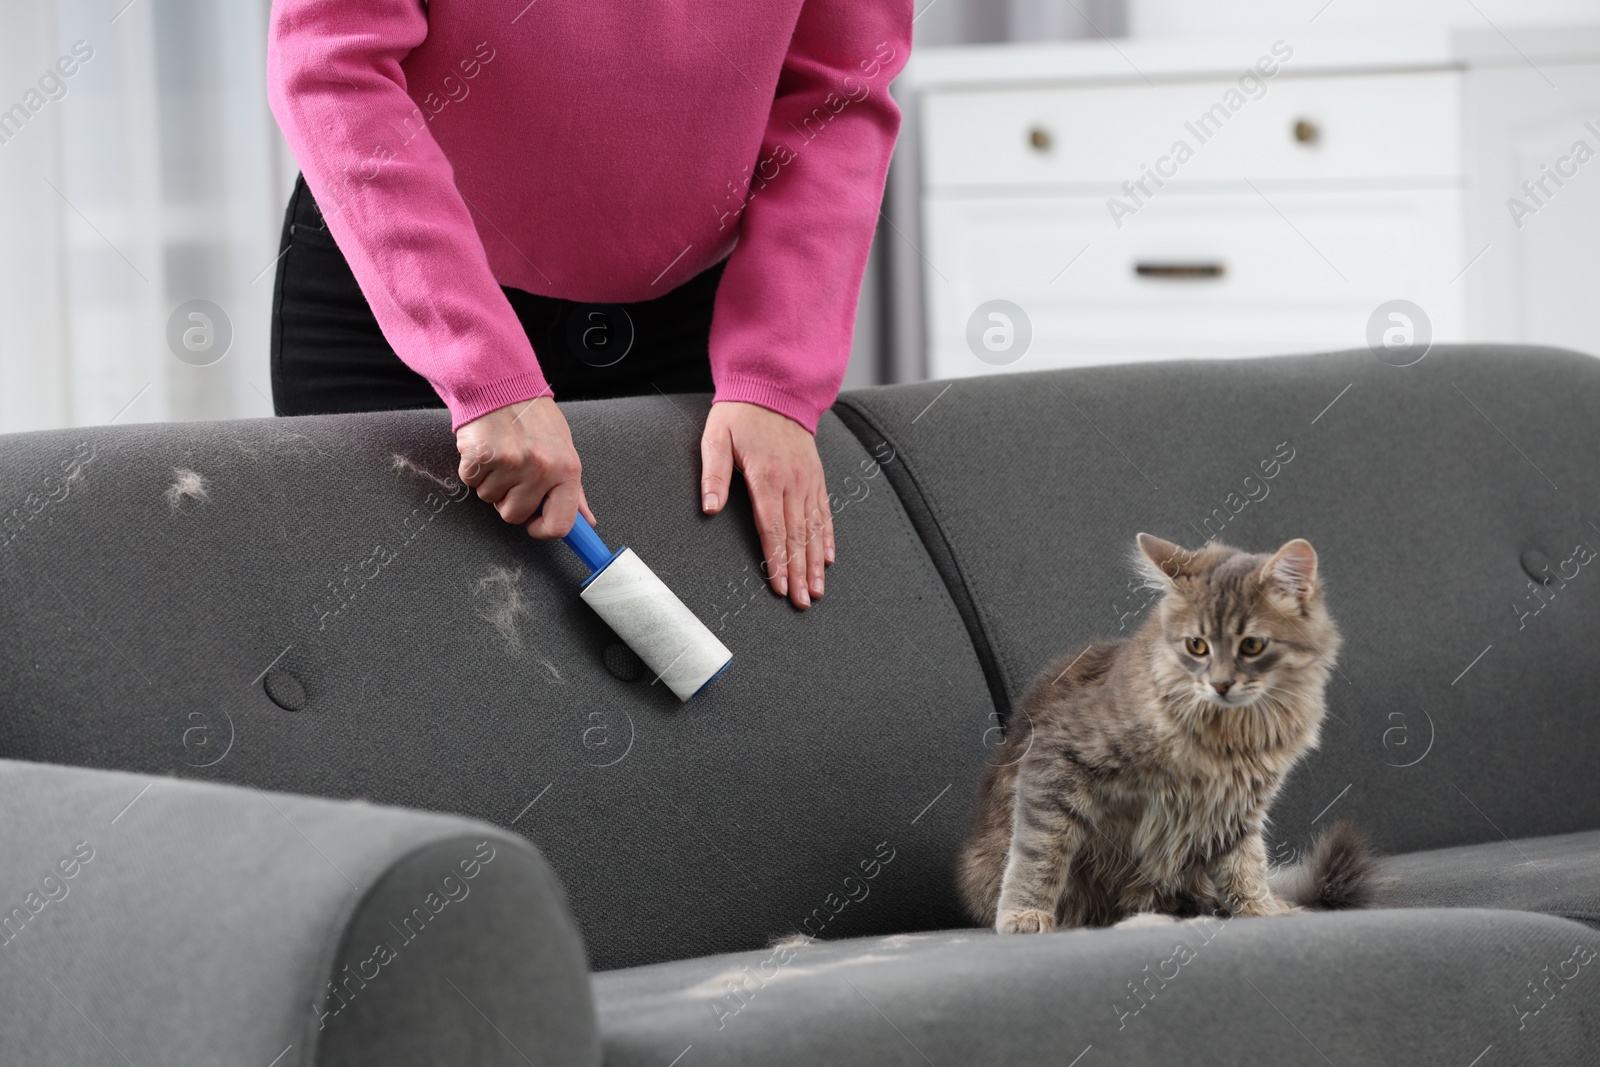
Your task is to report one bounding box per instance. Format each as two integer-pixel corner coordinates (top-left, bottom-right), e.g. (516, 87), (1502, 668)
(1185, 637), (1209, 656)
(1240, 636), (1267, 656)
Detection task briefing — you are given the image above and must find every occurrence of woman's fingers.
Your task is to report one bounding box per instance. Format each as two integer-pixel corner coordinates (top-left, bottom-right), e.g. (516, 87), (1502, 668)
(748, 466), (790, 599)
(704, 399), (844, 614)
(700, 400), (835, 610)
(527, 480), (581, 539)
(818, 484), (836, 566)
(700, 420), (735, 516)
(783, 483), (811, 609)
(751, 474), (820, 609)
(496, 476), (553, 526)
(457, 444), (496, 488)
(455, 396), (589, 541)
(469, 465), (518, 506)
(808, 487), (830, 598)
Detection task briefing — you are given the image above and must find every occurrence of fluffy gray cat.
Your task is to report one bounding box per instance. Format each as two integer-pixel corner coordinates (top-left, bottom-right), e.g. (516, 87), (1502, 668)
(959, 533), (1381, 933)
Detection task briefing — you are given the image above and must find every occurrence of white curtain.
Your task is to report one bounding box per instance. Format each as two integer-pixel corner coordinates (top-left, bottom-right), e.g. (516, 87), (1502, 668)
(0, 0), (293, 434)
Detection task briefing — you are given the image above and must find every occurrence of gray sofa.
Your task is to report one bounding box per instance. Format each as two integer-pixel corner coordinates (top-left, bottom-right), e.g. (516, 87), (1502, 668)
(1, 344), (1597, 1065)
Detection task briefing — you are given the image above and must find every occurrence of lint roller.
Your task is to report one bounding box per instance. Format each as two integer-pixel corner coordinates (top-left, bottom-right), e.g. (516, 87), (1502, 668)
(559, 513), (732, 702)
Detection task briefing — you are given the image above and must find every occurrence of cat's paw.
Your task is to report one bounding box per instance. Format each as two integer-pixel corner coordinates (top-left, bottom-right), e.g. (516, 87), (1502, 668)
(1230, 895), (1306, 918)
(997, 908), (1057, 934)
(1114, 911), (1178, 929)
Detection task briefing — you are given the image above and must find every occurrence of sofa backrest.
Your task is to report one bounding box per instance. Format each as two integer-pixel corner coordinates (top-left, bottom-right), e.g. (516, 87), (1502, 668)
(0, 398), (996, 970)
(835, 345), (1600, 859)
(6, 345), (1594, 968)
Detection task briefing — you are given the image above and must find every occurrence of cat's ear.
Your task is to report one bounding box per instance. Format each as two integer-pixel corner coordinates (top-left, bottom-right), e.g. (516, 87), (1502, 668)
(1264, 539), (1319, 599)
(1137, 532), (1192, 582)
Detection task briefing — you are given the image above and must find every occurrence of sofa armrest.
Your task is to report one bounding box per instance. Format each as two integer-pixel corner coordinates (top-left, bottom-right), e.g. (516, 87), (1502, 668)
(0, 759), (599, 1067)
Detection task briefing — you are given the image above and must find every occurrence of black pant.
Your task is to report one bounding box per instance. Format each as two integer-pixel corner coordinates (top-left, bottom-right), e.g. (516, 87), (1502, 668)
(270, 174), (722, 417)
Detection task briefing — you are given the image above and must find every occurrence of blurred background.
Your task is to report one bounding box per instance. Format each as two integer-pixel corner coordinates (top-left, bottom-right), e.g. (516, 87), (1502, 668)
(1, 0), (1596, 433)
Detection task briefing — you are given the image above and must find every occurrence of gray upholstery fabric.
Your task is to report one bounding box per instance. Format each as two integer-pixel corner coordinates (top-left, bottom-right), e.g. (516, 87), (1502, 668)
(835, 346), (1600, 858)
(0, 759), (595, 1067)
(596, 909), (1600, 1066)
(1382, 829), (1600, 929)
(7, 347), (1600, 1062)
(316, 837), (598, 1067)
(0, 397), (995, 970)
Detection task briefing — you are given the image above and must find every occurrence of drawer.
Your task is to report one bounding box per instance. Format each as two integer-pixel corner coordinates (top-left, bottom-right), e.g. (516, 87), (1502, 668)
(922, 189), (1466, 379)
(922, 71), (1462, 189)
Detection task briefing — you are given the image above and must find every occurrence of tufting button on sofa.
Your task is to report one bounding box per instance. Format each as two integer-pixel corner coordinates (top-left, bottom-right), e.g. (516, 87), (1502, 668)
(602, 643), (644, 683)
(1520, 538), (1596, 592)
(263, 669), (308, 711)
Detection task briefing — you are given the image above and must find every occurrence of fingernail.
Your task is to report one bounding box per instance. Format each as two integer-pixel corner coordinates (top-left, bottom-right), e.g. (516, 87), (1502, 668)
(776, 577), (788, 596)
(826, 547), (836, 564)
(811, 579), (823, 599)
(797, 587), (810, 608)
(703, 492), (718, 512)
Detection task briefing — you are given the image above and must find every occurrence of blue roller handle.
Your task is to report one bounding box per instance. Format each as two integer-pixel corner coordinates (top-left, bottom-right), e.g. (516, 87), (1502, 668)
(562, 512), (616, 573)
(531, 501), (625, 577)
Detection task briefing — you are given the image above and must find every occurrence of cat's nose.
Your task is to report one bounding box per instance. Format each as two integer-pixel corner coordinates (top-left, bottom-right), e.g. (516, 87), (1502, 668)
(1211, 680), (1233, 695)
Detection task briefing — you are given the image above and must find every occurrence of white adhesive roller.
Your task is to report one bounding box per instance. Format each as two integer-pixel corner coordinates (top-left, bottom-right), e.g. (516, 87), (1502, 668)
(580, 547), (732, 701)
(557, 514), (731, 702)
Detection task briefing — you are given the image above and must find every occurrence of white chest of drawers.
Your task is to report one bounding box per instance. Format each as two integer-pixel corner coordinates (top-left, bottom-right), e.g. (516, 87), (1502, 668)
(885, 27), (1600, 381)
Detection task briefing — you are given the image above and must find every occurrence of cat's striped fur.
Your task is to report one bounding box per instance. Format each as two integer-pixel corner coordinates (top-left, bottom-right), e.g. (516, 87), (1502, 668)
(959, 534), (1379, 933)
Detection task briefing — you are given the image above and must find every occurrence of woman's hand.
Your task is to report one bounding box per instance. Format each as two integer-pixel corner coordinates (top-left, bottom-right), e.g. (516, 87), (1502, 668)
(700, 401), (834, 609)
(456, 396), (595, 538)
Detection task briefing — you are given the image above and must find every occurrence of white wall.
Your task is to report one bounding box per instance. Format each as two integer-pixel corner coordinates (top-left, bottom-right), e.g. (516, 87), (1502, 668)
(1130, 0), (1597, 37)
(914, 0), (1127, 48)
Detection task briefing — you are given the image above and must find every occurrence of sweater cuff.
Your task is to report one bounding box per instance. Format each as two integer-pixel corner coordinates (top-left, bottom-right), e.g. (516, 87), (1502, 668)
(712, 374), (829, 435)
(442, 372), (556, 433)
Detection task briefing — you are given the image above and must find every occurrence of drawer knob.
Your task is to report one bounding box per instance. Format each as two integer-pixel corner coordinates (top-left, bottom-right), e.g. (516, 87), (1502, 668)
(1028, 126), (1052, 152)
(1293, 119), (1320, 145)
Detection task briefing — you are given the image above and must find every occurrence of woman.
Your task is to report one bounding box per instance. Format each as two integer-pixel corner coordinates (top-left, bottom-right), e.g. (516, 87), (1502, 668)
(266, 0), (910, 609)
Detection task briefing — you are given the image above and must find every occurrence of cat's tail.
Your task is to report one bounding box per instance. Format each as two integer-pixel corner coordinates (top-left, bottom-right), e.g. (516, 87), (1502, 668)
(1272, 822), (1388, 910)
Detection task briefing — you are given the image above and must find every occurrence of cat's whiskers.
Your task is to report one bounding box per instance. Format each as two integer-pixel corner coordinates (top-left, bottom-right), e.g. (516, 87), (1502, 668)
(1258, 682), (1308, 705)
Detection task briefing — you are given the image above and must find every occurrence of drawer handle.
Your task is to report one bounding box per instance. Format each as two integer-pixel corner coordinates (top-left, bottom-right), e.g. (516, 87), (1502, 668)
(1028, 126), (1052, 152)
(1135, 262), (1226, 279)
(1293, 119), (1320, 144)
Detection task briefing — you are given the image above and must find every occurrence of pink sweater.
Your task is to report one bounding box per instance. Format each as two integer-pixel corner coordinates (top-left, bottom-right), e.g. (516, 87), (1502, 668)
(267, 0), (910, 433)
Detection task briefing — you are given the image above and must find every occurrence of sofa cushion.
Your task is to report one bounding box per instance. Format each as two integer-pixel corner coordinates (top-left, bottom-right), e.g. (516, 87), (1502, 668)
(0, 397), (996, 970)
(835, 345), (1600, 858)
(1384, 829), (1600, 929)
(594, 909), (1600, 1066)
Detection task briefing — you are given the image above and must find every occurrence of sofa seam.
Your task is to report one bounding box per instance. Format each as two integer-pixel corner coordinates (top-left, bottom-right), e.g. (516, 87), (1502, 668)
(817, 410), (977, 699)
(831, 396), (1015, 721)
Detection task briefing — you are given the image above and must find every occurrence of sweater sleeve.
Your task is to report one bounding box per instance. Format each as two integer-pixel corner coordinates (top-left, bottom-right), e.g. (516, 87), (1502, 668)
(707, 0), (913, 434)
(266, 0), (550, 432)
